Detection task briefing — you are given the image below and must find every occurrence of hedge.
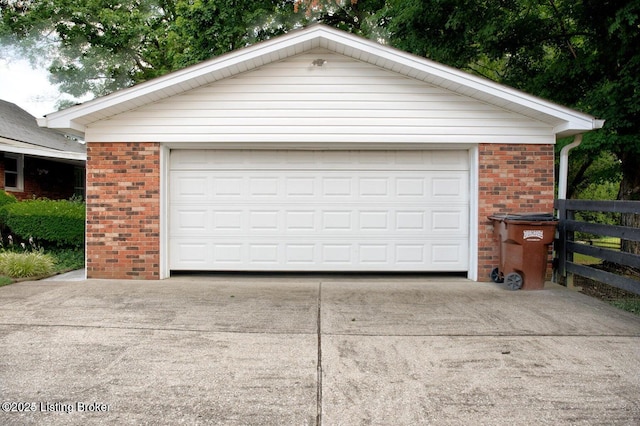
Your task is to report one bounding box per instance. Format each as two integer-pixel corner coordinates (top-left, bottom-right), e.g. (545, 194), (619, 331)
(0, 190), (17, 209)
(0, 200), (85, 248)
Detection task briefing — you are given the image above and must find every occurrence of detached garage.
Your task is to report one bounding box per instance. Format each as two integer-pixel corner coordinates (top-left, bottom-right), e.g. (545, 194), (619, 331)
(38, 24), (602, 280)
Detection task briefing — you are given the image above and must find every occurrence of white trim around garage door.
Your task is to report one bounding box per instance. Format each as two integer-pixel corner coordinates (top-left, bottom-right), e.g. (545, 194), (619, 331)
(160, 146), (479, 279)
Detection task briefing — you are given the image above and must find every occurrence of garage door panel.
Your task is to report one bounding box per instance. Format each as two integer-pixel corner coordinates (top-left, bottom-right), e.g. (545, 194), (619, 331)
(286, 177), (315, 196)
(396, 178), (425, 196)
(175, 209), (208, 231)
(286, 244), (315, 263)
(171, 171), (468, 202)
(322, 177), (353, 197)
(432, 244), (466, 265)
(250, 177), (279, 196)
(214, 244), (243, 263)
(431, 210), (467, 232)
(432, 177), (466, 198)
(359, 177), (389, 197)
(213, 210), (242, 230)
(171, 150), (470, 171)
(171, 205), (468, 236)
(169, 238), (469, 270)
(286, 211), (316, 230)
(359, 211), (388, 230)
(170, 150), (469, 271)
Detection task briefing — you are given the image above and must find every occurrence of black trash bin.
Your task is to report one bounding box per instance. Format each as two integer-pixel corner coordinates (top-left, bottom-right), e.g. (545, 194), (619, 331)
(488, 213), (558, 290)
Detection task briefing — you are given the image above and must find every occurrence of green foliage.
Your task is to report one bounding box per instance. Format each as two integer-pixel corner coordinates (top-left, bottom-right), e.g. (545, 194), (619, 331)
(159, 0), (283, 72)
(0, 200), (85, 248)
(555, 138), (622, 200)
(2, 0), (639, 199)
(610, 298), (640, 316)
(48, 248), (85, 272)
(0, 275), (13, 286)
(0, 190), (17, 209)
(384, 0), (640, 200)
(0, 0), (287, 102)
(0, 251), (55, 278)
(574, 181), (621, 238)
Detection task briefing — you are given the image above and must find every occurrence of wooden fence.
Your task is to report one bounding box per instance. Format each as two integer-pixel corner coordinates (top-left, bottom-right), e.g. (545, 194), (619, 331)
(554, 199), (640, 295)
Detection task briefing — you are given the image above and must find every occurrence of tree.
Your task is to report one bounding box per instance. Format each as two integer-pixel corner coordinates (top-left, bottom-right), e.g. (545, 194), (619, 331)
(383, 0), (640, 252)
(293, 0), (387, 37)
(1, 0), (171, 97)
(2, 0), (638, 249)
(0, 0), (285, 102)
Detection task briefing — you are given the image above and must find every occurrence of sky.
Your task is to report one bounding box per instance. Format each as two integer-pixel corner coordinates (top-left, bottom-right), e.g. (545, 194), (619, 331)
(0, 55), (62, 117)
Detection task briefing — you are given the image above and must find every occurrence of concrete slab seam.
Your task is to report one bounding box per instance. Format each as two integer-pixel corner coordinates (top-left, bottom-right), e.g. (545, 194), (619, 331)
(316, 281), (323, 426)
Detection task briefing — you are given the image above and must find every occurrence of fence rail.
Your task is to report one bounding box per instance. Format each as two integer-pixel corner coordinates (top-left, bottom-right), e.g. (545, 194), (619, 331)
(555, 199), (640, 295)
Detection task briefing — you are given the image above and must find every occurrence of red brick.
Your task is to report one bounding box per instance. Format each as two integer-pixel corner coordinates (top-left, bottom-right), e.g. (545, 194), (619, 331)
(86, 142), (160, 279)
(86, 142), (555, 281)
(477, 143), (555, 282)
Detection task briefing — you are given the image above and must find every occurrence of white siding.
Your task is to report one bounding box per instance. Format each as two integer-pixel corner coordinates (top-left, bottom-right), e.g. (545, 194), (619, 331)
(86, 49), (554, 144)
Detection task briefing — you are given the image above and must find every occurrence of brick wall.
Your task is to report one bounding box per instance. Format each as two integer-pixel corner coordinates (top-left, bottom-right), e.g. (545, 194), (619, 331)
(84, 142), (554, 281)
(477, 143), (555, 282)
(86, 142), (160, 279)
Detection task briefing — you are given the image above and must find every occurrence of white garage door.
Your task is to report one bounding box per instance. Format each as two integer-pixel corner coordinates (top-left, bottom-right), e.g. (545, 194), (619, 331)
(169, 150), (469, 271)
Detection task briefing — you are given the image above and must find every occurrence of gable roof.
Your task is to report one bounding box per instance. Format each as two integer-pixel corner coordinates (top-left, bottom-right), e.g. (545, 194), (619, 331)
(38, 24), (603, 139)
(0, 99), (86, 161)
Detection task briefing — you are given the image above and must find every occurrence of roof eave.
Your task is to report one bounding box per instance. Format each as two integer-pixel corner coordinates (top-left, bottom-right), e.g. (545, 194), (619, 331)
(0, 139), (86, 162)
(554, 118), (605, 139)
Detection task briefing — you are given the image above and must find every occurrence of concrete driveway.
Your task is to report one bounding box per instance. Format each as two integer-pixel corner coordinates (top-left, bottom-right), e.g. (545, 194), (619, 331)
(0, 275), (639, 425)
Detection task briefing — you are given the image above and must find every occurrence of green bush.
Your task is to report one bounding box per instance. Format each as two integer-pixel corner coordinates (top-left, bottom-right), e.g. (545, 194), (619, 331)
(0, 251), (55, 278)
(49, 248), (85, 272)
(0, 190), (17, 209)
(0, 200), (85, 248)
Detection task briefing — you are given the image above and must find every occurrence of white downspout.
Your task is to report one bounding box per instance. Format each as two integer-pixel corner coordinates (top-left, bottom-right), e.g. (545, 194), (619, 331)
(555, 134), (582, 284)
(557, 134), (583, 200)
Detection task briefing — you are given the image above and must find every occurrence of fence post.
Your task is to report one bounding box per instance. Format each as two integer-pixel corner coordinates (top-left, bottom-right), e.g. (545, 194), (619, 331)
(554, 199), (577, 289)
(566, 206), (576, 290)
(554, 200), (566, 279)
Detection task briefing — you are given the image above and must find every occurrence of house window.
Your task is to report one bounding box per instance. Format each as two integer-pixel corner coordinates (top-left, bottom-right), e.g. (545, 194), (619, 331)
(74, 166), (85, 199)
(4, 153), (23, 191)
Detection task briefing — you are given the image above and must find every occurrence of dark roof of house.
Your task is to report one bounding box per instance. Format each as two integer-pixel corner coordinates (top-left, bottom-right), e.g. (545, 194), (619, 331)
(0, 99), (85, 154)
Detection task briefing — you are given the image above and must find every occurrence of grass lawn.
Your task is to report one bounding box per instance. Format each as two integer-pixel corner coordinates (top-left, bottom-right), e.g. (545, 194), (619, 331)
(572, 236), (621, 265)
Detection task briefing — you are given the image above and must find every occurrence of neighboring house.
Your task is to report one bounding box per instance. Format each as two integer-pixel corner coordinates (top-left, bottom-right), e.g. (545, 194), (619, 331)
(38, 24), (603, 280)
(0, 100), (86, 200)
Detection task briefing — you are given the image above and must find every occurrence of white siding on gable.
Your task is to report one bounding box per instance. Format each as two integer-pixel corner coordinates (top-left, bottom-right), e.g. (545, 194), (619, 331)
(86, 49), (554, 144)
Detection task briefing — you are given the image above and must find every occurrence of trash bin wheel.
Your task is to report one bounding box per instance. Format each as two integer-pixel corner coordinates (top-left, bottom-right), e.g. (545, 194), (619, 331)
(490, 267), (504, 283)
(505, 272), (523, 290)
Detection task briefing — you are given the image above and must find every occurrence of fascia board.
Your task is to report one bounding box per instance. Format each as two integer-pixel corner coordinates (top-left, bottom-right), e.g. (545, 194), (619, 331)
(36, 116), (87, 138)
(0, 139), (86, 162)
(554, 119), (605, 138)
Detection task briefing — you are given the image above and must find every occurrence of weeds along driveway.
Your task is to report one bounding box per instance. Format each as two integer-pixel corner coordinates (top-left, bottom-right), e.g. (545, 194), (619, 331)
(0, 275), (639, 425)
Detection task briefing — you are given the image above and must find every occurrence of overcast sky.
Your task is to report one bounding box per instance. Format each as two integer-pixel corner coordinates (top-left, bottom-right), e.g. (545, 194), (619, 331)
(0, 55), (61, 117)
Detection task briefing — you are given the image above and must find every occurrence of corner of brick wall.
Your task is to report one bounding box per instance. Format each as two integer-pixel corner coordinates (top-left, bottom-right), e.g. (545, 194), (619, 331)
(477, 143), (555, 282)
(86, 142), (160, 279)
